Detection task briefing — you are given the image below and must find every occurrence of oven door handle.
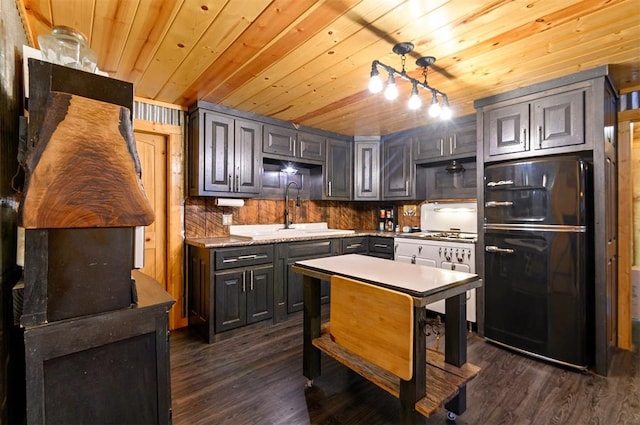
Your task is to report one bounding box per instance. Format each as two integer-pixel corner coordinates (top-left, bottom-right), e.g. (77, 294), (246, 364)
(485, 245), (514, 254)
(485, 201), (514, 208)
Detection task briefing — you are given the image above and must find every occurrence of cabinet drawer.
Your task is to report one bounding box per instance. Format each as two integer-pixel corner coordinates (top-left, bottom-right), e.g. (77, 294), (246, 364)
(341, 237), (367, 254)
(369, 236), (393, 254)
(282, 239), (338, 259)
(214, 245), (274, 270)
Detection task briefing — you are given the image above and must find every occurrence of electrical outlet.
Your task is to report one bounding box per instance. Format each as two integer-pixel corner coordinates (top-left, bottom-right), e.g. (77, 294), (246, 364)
(222, 214), (233, 226)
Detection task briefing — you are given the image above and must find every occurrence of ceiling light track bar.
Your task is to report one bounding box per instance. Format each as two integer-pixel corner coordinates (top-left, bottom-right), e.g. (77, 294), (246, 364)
(370, 59), (446, 98)
(368, 42), (451, 119)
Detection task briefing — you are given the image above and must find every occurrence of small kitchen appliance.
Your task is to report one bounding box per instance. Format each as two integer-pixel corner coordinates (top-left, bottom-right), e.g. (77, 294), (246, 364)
(394, 201), (478, 321)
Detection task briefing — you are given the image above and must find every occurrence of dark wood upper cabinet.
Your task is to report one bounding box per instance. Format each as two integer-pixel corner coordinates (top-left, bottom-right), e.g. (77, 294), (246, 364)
(483, 86), (587, 161)
(188, 109), (262, 197)
(382, 136), (414, 200)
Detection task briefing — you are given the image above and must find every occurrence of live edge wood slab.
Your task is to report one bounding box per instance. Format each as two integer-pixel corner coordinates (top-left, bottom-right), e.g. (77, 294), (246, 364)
(19, 91), (154, 228)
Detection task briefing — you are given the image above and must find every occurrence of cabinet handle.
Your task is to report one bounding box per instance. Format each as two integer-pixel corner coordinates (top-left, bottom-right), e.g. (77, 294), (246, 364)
(374, 243), (389, 249)
(405, 180), (409, 196)
(394, 243), (398, 252)
(538, 125), (542, 149)
(418, 246), (422, 254)
(440, 138), (444, 156)
(250, 270), (254, 292)
(228, 173), (232, 192)
(485, 245), (514, 254)
(522, 128), (527, 147)
(328, 181), (332, 197)
(346, 243), (363, 249)
(449, 136), (454, 154)
(236, 167), (240, 191)
(242, 272), (246, 293)
(411, 254), (416, 264)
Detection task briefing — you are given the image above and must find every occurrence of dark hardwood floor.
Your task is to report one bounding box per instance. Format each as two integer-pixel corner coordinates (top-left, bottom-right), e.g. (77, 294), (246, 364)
(170, 311), (640, 425)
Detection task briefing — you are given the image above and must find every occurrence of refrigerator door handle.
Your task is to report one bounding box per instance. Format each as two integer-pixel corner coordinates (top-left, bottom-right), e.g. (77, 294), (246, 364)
(485, 201), (514, 208)
(485, 245), (514, 254)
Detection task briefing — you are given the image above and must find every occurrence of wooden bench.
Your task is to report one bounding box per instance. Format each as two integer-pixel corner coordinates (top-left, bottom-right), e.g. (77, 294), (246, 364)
(312, 275), (480, 419)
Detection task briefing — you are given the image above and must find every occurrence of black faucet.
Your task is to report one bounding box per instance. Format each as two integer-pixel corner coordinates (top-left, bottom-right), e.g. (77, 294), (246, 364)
(284, 181), (301, 229)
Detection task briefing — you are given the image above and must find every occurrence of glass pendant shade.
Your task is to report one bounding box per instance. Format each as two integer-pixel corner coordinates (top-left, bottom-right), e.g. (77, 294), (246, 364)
(440, 105), (452, 120)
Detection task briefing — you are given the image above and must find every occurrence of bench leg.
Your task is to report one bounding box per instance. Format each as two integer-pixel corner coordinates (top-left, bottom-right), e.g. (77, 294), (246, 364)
(399, 306), (427, 424)
(445, 293), (467, 416)
(303, 275), (321, 380)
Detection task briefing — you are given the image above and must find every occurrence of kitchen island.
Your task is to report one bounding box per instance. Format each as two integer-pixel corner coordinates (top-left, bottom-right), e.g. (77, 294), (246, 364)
(292, 254), (482, 424)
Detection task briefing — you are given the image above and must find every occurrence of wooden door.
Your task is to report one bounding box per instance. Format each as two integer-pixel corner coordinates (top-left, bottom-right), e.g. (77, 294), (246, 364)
(134, 131), (167, 291)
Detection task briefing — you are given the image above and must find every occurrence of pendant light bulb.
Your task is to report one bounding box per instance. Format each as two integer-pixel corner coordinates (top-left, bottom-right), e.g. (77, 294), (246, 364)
(428, 95), (441, 118)
(384, 73), (398, 100)
(368, 65), (383, 93)
(440, 104), (452, 120)
(408, 83), (421, 110)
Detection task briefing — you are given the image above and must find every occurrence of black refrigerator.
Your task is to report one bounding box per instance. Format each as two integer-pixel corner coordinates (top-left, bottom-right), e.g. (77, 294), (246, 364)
(483, 155), (594, 369)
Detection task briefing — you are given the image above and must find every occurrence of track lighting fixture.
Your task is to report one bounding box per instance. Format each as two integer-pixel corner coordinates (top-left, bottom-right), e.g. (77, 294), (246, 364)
(368, 42), (451, 120)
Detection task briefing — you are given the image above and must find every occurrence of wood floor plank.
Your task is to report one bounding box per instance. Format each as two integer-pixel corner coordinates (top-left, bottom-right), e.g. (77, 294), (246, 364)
(170, 311), (640, 424)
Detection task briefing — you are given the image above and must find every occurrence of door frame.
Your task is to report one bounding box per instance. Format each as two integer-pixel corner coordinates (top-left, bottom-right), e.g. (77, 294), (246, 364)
(134, 119), (185, 330)
(618, 107), (640, 350)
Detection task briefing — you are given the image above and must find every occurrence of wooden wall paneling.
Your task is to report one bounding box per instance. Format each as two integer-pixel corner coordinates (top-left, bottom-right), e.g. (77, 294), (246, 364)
(619, 108), (640, 350)
(134, 119), (185, 329)
(618, 116), (632, 350)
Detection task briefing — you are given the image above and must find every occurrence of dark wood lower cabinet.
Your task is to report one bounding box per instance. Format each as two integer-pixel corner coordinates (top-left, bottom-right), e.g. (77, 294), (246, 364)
(188, 244), (275, 342)
(23, 272), (174, 424)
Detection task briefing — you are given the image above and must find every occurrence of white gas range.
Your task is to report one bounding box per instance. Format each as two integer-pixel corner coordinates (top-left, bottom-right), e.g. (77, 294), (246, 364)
(394, 201), (478, 322)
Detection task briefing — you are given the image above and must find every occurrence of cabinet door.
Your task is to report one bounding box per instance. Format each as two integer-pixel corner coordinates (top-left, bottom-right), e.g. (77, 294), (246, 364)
(263, 124), (296, 156)
(325, 138), (352, 199)
(298, 131), (325, 160)
(234, 119), (262, 194)
(246, 264), (274, 324)
(532, 89), (585, 151)
(203, 112), (235, 193)
(214, 269), (246, 332)
(383, 136), (414, 199)
(486, 103), (529, 156)
(354, 141), (380, 200)
(413, 124), (446, 160)
(450, 118), (477, 157)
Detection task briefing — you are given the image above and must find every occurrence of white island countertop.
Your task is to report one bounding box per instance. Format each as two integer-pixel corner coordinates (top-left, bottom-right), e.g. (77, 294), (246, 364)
(293, 254), (481, 304)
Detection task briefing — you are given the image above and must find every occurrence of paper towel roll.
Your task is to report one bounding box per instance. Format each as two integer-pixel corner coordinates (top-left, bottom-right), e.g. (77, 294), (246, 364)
(216, 198), (245, 207)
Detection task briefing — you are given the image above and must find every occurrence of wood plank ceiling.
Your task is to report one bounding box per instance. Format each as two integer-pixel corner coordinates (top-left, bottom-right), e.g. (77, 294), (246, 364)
(16, 0), (640, 136)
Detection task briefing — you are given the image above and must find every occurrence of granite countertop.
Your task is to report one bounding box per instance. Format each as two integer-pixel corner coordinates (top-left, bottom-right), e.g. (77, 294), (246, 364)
(185, 230), (398, 248)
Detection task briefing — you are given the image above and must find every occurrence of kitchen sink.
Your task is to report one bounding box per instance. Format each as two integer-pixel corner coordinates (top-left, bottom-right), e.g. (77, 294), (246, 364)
(229, 223), (355, 240)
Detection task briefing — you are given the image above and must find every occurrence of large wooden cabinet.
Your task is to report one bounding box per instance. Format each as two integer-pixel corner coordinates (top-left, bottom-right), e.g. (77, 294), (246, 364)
(483, 85), (587, 161)
(188, 108), (262, 197)
(475, 66), (618, 376)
